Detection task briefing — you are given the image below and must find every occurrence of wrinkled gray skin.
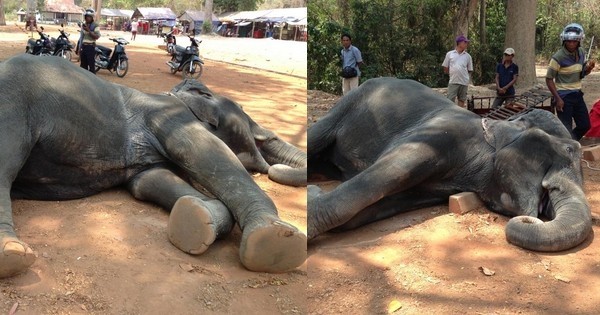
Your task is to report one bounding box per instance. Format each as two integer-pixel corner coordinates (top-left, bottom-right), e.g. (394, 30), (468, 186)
(308, 77), (592, 253)
(0, 54), (307, 278)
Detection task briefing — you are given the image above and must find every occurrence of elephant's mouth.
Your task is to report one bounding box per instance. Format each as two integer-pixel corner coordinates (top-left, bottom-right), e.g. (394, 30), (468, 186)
(538, 189), (551, 218)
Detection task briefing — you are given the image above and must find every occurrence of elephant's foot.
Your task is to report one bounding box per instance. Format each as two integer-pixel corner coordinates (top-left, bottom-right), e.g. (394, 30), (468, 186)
(240, 217), (307, 273)
(168, 196), (233, 255)
(307, 185), (324, 241)
(0, 237), (36, 278)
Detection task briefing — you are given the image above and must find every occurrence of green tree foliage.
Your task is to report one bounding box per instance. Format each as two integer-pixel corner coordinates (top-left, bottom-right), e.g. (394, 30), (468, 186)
(309, 0), (600, 94)
(307, 0), (346, 93)
(467, 0), (507, 85)
(214, 0), (265, 12)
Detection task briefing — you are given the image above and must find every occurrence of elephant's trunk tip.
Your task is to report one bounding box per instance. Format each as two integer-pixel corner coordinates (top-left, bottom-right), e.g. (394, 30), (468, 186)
(268, 164), (307, 187)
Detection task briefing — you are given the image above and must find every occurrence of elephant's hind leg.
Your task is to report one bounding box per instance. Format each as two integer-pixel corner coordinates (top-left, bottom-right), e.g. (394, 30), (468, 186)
(127, 168), (234, 255)
(168, 196), (233, 254)
(333, 192), (447, 232)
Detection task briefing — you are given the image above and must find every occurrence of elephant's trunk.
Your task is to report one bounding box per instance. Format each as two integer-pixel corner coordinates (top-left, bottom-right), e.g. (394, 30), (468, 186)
(505, 172), (592, 252)
(260, 138), (307, 187)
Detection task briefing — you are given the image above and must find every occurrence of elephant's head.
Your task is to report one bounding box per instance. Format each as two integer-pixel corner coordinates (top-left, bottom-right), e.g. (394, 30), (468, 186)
(170, 79), (306, 186)
(481, 109), (592, 252)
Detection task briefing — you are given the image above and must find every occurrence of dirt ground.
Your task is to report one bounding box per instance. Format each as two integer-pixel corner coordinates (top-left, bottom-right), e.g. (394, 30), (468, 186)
(0, 24), (307, 314)
(307, 72), (600, 313)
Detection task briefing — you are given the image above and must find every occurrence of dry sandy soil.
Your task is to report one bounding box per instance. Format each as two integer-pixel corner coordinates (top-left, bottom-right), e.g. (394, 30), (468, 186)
(0, 23), (307, 314)
(307, 72), (600, 314)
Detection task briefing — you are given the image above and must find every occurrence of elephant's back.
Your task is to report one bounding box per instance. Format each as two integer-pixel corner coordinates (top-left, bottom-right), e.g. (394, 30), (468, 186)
(336, 78), (453, 123)
(321, 78), (481, 171)
(0, 54), (124, 109)
(335, 78), (467, 138)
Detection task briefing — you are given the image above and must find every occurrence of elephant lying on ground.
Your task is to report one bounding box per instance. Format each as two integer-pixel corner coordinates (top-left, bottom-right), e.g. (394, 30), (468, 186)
(0, 54), (307, 278)
(308, 77), (592, 252)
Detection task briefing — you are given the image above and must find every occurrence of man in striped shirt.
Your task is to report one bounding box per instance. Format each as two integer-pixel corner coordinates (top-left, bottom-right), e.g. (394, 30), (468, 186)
(546, 23), (595, 140)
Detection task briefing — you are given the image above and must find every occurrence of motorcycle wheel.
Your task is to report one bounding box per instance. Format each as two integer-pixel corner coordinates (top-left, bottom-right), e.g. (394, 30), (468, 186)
(116, 58), (129, 78)
(57, 49), (72, 62)
(94, 52), (102, 73)
(169, 61), (178, 74)
(182, 60), (203, 79)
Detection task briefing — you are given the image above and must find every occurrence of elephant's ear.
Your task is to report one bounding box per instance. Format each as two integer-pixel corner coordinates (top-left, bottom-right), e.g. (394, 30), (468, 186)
(482, 118), (525, 149)
(509, 109), (572, 139)
(172, 80), (220, 128)
(170, 79), (214, 99)
(187, 100), (220, 128)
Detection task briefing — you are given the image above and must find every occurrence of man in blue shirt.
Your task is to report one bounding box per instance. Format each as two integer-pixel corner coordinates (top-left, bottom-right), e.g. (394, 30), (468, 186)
(492, 48), (519, 108)
(340, 34), (363, 95)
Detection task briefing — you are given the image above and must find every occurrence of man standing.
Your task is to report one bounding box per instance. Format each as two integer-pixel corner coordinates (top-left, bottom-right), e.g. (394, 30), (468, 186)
(546, 23), (595, 140)
(76, 9), (101, 74)
(442, 35), (473, 107)
(340, 34), (363, 95)
(492, 48), (519, 108)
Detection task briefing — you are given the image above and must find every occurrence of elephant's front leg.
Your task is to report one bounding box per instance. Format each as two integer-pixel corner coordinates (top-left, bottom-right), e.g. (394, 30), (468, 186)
(0, 191), (36, 278)
(152, 121), (306, 272)
(0, 128), (37, 278)
(128, 167), (234, 254)
(308, 146), (440, 240)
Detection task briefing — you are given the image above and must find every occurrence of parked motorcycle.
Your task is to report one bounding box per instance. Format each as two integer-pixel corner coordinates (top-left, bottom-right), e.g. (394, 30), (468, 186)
(95, 37), (129, 77)
(161, 29), (177, 55)
(25, 26), (52, 56)
(51, 25), (74, 61)
(166, 35), (204, 79)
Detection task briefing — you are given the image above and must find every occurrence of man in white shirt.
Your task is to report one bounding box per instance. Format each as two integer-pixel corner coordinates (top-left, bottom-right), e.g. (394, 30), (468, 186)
(442, 35), (473, 107)
(130, 19), (139, 40)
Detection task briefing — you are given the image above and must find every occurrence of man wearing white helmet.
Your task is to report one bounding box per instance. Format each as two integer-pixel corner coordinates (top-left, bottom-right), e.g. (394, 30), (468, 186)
(546, 23), (595, 140)
(76, 9), (101, 74)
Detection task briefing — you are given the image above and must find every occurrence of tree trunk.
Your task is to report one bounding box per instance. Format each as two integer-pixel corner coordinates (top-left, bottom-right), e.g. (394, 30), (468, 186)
(479, 0), (486, 45)
(203, 0), (214, 34)
(92, 0), (102, 22)
(0, 0), (6, 26)
(453, 0), (478, 38)
(505, 0), (537, 89)
(26, 0), (35, 21)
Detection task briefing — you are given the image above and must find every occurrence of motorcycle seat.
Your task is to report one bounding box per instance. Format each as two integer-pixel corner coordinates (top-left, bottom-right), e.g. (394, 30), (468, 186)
(96, 45), (112, 56)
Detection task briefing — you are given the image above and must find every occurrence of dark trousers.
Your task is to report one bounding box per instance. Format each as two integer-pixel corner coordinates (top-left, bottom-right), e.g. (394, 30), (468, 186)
(80, 44), (96, 74)
(557, 91), (590, 140)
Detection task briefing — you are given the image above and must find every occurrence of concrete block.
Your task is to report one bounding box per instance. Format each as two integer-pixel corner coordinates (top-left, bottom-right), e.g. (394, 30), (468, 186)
(449, 192), (484, 215)
(582, 145), (600, 161)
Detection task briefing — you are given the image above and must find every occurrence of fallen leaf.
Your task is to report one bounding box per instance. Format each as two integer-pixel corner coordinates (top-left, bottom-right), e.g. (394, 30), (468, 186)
(479, 266), (495, 276)
(388, 300), (403, 313)
(179, 263), (195, 272)
(554, 275), (571, 283)
(8, 302), (18, 315)
(425, 277), (441, 284)
(541, 260), (551, 271)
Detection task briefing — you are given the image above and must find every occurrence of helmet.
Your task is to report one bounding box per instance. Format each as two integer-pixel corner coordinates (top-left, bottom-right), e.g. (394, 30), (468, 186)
(560, 23), (585, 43)
(84, 9), (95, 18)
